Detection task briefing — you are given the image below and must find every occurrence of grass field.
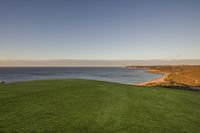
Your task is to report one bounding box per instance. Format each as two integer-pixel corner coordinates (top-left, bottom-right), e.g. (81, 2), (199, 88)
(0, 79), (200, 133)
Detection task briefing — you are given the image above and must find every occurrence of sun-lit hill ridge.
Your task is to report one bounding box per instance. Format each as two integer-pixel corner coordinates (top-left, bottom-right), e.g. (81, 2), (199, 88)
(127, 65), (200, 89)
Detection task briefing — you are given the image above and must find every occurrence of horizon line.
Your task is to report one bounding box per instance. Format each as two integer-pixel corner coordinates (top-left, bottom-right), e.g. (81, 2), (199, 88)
(0, 59), (200, 67)
(1, 58), (200, 61)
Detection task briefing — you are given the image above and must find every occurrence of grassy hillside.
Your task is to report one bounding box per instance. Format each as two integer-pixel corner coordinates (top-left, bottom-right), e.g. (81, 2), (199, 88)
(0, 79), (200, 133)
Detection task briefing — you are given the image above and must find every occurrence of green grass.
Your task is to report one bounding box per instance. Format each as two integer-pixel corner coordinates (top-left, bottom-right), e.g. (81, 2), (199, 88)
(0, 79), (200, 133)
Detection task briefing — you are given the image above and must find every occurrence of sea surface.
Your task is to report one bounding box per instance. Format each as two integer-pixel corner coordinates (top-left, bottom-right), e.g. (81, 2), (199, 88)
(0, 67), (162, 85)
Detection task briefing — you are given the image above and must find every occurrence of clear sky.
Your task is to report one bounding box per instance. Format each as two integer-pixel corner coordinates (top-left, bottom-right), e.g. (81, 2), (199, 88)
(0, 0), (200, 60)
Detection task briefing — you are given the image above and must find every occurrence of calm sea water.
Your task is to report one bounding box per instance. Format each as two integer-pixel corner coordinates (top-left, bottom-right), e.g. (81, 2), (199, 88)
(0, 67), (162, 85)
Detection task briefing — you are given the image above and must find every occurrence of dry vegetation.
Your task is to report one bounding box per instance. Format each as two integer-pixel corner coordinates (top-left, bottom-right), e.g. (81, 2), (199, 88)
(127, 65), (200, 90)
(146, 66), (200, 90)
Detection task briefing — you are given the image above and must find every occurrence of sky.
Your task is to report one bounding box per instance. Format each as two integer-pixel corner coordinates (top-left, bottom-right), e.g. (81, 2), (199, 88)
(0, 0), (200, 61)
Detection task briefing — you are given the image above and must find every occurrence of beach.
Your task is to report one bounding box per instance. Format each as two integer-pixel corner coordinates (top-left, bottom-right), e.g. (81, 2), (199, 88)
(131, 65), (200, 89)
(136, 72), (168, 86)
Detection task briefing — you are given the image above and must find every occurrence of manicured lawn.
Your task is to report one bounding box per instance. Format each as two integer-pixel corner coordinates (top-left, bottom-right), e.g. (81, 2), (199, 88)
(0, 79), (199, 133)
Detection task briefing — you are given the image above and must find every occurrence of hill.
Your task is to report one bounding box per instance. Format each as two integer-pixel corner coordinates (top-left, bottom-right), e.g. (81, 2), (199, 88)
(0, 79), (200, 133)
(127, 65), (200, 90)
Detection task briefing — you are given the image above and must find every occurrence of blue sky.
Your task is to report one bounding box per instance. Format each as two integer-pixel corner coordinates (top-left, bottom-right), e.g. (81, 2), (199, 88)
(0, 0), (200, 60)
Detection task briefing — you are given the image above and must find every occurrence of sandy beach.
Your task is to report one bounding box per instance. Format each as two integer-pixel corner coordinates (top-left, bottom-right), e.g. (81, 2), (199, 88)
(133, 65), (200, 89)
(136, 72), (169, 86)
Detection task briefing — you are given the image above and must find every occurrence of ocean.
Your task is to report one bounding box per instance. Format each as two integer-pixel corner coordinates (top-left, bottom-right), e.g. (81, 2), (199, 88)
(0, 67), (162, 85)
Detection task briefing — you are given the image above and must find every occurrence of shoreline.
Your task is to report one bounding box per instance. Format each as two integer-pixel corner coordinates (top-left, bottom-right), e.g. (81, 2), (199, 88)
(135, 70), (168, 86)
(127, 65), (200, 90)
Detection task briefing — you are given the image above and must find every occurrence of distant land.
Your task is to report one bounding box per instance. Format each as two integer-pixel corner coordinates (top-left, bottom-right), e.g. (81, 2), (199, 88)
(0, 59), (200, 67)
(127, 65), (200, 90)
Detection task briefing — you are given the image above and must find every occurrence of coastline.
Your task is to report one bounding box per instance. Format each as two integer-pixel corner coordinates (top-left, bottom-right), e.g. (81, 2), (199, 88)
(135, 70), (168, 86)
(131, 65), (200, 90)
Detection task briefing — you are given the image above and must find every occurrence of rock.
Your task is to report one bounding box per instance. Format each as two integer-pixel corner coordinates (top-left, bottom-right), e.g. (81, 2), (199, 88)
(0, 81), (5, 84)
